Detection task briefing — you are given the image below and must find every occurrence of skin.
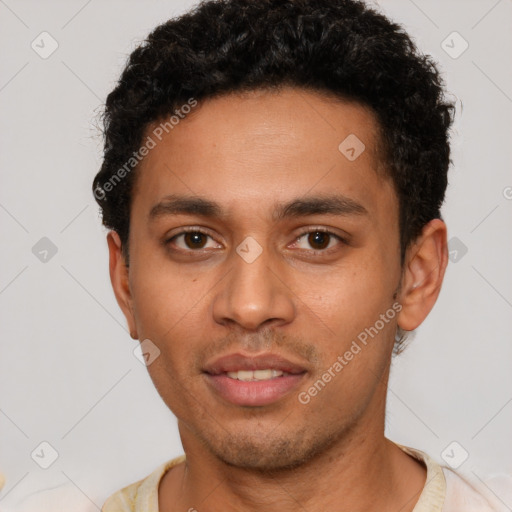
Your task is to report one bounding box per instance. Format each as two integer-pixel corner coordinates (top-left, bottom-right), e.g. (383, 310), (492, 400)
(108, 87), (448, 512)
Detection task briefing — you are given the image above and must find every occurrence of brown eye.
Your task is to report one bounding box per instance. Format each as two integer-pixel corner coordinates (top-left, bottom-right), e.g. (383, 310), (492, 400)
(293, 229), (345, 252)
(307, 231), (331, 250)
(183, 232), (208, 249)
(167, 230), (220, 252)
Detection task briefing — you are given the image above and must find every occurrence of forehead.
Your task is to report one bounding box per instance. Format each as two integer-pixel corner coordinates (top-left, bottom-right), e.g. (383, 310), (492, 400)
(132, 87), (395, 222)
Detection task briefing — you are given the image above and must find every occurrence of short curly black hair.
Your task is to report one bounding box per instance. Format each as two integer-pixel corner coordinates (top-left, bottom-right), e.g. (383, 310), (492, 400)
(93, 0), (455, 265)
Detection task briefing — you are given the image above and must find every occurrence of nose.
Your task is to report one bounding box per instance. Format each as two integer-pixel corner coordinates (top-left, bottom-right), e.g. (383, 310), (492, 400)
(212, 241), (296, 331)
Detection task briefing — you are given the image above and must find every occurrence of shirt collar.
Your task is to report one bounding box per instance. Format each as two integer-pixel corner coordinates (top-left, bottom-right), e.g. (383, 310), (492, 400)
(396, 443), (447, 512)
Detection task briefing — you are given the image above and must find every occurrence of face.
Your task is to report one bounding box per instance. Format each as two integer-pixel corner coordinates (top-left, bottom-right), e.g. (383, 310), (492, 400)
(109, 87), (437, 472)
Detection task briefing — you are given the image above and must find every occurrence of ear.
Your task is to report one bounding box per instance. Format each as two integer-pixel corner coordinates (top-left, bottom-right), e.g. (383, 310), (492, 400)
(107, 231), (138, 339)
(397, 219), (448, 331)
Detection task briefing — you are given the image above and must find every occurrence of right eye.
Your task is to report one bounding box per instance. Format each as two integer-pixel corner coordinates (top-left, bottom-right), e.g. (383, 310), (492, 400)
(166, 229), (222, 252)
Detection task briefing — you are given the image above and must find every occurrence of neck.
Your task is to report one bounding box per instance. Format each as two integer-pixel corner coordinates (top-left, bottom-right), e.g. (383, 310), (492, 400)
(160, 410), (426, 512)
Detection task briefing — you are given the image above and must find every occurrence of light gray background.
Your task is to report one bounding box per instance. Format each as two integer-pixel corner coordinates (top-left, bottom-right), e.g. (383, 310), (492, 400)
(1, 0), (511, 510)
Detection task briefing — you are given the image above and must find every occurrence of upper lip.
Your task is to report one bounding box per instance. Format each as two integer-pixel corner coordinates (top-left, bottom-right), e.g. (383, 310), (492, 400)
(203, 352), (307, 375)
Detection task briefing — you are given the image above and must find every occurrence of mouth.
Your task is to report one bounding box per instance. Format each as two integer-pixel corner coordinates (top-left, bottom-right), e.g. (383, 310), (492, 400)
(224, 369), (299, 381)
(202, 352), (308, 406)
(203, 371), (307, 407)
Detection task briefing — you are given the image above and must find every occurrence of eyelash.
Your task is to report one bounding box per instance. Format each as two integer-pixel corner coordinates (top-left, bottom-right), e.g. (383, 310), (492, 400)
(165, 226), (347, 254)
(292, 227), (347, 253)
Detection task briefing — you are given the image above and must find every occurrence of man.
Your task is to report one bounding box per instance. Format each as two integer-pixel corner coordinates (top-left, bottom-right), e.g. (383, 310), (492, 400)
(92, 0), (509, 510)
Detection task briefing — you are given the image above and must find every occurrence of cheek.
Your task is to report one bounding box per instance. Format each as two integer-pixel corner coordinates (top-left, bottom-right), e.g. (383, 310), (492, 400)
(143, 352), (192, 422)
(297, 337), (391, 428)
(129, 259), (208, 375)
(296, 281), (396, 419)
(129, 250), (200, 337)
(129, 283), (213, 419)
(297, 252), (398, 342)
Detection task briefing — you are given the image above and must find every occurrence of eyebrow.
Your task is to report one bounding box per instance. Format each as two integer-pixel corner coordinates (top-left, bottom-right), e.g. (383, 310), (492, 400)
(148, 194), (368, 222)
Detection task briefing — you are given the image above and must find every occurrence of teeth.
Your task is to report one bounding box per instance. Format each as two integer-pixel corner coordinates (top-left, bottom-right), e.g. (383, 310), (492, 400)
(226, 369), (285, 381)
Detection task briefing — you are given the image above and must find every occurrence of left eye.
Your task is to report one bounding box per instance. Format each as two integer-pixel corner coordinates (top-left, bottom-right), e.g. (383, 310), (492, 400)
(292, 230), (343, 251)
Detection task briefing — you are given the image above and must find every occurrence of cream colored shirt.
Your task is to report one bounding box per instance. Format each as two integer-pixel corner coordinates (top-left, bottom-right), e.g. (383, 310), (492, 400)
(102, 444), (512, 511)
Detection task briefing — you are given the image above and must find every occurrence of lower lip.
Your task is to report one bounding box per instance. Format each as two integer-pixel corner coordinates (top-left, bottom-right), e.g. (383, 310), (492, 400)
(204, 373), (306, 406)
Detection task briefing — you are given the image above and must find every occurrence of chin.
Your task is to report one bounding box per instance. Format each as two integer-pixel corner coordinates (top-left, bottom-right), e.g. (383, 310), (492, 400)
(202, 428), (333, 473)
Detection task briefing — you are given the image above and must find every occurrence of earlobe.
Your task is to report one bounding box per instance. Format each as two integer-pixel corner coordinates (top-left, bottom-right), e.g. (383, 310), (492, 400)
(107, 231), (139, 339)
(397, 219), (448, 331)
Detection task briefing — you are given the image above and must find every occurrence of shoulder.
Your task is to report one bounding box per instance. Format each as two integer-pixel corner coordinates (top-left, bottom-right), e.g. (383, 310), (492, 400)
(442, 468), (512, 512)
(102, 455), (186, 512)
(393, 442), (512, 512)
